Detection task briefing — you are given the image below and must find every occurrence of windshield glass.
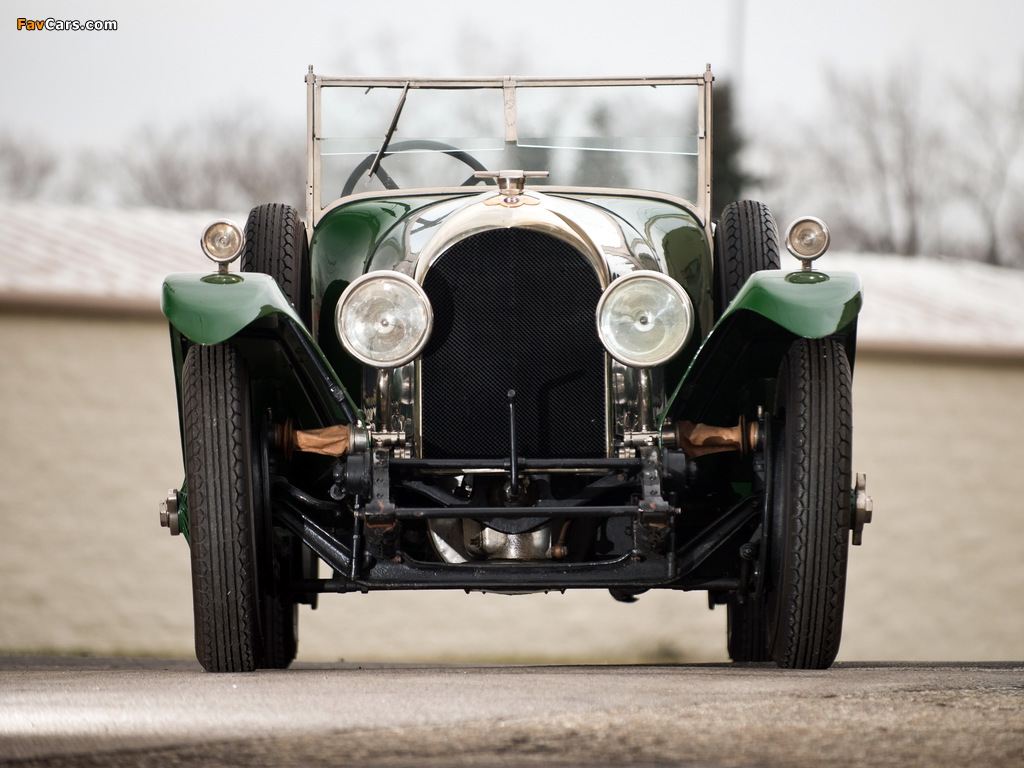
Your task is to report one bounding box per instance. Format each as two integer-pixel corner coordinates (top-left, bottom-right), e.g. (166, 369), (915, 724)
(315, 79), (703, 211)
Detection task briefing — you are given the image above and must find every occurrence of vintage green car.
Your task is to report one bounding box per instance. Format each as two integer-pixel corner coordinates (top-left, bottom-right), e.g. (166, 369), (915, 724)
(159, 67), (872, 672)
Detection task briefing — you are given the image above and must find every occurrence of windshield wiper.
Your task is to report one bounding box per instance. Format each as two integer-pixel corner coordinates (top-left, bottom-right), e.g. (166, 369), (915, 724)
(367, 81), (411, 180)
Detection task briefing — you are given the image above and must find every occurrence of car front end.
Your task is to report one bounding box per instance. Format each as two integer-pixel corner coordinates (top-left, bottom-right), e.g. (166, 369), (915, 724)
(160, 70), (870, 672)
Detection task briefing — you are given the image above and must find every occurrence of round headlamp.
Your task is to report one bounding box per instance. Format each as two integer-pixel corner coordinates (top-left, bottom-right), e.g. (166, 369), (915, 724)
(596, 271), (694, 368)
(785, 216), (830, 265)
(200, 220), (244, 267)
(336, 271), (433, 368)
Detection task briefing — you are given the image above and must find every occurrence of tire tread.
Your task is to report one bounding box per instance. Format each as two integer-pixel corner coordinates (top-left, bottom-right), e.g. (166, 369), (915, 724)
(715, 200), (780, 315)
(183, 344), (260, 673)
(773, 338), (851, 669)
(242, 203), (310, 324)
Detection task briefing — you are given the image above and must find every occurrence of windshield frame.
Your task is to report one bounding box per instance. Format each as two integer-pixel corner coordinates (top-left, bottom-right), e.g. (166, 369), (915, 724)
(305, 70), (714, 228)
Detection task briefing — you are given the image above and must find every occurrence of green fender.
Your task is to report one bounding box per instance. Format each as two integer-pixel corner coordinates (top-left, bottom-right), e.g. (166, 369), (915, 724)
(162, 271), (360, 429)
(664, 269), (863, 425)
(162, 272), (303, 345)
(721, 269), (863, 337)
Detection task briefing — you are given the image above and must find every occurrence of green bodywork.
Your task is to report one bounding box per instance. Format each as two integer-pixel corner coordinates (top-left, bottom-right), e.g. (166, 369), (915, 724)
(162, 193), (862, 440)
(162, 271), (358, 433)
(723, 269), (862, 339)
(307, 193), (718, 393)
(162, 272), (304, 346)
(664, 268), (862, 426)
(309, 196), (452, 313)
(578, 194), (715, 340)
(308, 196), (455, 394)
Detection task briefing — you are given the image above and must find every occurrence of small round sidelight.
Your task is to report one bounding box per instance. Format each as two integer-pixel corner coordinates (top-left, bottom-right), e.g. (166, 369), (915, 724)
(200, 220), (244, 270)
(596, 271), (694, 368)
(785, 216), (831, 268)
(336, 271), (433, 368)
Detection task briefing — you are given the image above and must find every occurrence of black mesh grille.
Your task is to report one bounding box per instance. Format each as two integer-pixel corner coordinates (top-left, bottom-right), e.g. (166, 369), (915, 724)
(421, 229), (606, 459)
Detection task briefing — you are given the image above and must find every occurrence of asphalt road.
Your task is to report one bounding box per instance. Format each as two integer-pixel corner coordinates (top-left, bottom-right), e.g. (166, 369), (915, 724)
(0, 657), (1021, 767)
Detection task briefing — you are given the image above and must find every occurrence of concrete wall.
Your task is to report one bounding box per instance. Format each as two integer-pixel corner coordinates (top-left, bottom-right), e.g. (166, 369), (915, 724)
(1, 312), (1021, 663)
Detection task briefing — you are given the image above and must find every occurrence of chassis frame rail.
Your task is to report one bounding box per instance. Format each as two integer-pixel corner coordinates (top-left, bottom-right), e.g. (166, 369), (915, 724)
(275, 492), (758, 593)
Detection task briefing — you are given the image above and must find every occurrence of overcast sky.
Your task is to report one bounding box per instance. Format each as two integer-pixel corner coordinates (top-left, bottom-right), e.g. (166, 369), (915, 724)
(1, 0), (1022, 150)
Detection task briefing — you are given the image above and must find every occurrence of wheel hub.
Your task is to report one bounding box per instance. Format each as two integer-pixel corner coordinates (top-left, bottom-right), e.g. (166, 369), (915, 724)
(851, 473), (873, 545)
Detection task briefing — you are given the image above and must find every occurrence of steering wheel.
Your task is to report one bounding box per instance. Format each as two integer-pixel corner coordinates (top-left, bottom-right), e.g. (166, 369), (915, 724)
(341, 139), (489, 197)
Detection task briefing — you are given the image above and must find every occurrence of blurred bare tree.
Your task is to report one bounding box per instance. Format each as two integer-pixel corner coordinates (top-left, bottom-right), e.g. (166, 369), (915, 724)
(117, 116), (304, 211)
(948, 72), (1024, 266)
(806, 66), (946, 256)
(759, 63), (1024, 267)
(6, 55), (1024, 268)
(571, 104), (627, 187)
(0, 116), (303, 212)
(0, 133), (59, 199)
(711, 82), (754, 219)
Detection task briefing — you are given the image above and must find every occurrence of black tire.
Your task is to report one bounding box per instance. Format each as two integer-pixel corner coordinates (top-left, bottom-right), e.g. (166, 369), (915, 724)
(261, 592), (298, 669)
(767, 338), (852, 669)
(726, 594), (771, 662)
(714, 200), (780, 317)
(182, 344), (297, 672)
(242, 203), (311, 326)
(250, 410), (299, 670)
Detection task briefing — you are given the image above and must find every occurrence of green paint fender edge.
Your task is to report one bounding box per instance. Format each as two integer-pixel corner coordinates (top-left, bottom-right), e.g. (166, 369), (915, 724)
(722, 269), (863, 338)
(162, 270), (361, 429)
(661, 269), (863, 426)
(161, 272), (304, 345)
